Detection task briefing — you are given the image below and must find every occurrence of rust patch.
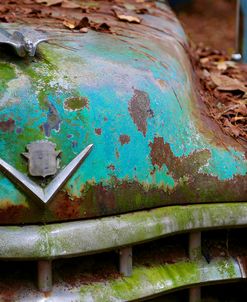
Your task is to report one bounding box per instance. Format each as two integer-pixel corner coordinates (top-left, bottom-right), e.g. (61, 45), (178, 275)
(0, 285), (17, 302)
(78, 181), (119, 215)
(156, 79), (167, 88)
(0, 118), (15, 132)
(149, 137), (168, 169)
(0, 201), (28, 224)
(107, 164), (115, 171)
(95, 128), (102, 135)
(49, 191), (81, 220)
(56, 253), (121, 288)
(128, 89), (153, 136)
(149, 136), (211, 179)
(64, 97), (89, 111)
(119, 134), (130, 145)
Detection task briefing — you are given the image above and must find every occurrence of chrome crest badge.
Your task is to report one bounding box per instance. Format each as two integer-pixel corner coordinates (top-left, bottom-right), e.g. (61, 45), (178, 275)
(23, 140), (60, 178)
(0, 141), (93, 204)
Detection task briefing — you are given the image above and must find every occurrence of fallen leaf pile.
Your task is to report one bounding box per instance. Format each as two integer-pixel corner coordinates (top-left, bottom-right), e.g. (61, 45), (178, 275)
(0, 0), (152, 35)
(63, 16), (111, 33)
(191, 45), (247, 142)
(34, 0), (99, 11)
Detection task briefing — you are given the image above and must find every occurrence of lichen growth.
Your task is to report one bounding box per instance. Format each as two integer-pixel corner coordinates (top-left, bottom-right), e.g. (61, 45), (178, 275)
(0, 63), (16, 97)
(64, 96), (89, 111)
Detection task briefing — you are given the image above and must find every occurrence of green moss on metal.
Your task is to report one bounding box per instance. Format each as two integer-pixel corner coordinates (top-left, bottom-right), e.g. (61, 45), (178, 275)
(19, 60), (56, 108)
(78, 259), (241, 301)
(217, 258), (236, 279)
(0, 63), (16, 96)
(0, 63), (15, 81)
(64, 96), (89, 111)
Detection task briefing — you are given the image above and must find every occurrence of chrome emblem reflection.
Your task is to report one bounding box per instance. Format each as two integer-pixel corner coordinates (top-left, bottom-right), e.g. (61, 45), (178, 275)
(0, 142), (93, 204)
(23, 140), (60, 178)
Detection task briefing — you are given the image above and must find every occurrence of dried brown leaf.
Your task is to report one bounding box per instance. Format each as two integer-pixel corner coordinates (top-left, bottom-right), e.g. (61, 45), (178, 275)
(91, 22), (111, 33)
(63, 19), (77, 29)
(211, 73), (247, 93)
(76, 17), (90, 29)
(223, 119), (240, 137)
(113, 9), (141, 23)
(230, 116), (247, 122)
(215, 60), (236, 71)
(79, 27), (88, 33)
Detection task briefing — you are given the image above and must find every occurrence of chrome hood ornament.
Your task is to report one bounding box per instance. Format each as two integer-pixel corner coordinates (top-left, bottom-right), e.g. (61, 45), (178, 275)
(23, 140), (60, 178)
(0, 27), (49, 57)
(0, 142), (93, 204)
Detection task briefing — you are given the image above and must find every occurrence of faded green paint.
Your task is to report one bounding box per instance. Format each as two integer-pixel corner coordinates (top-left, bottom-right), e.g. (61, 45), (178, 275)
(1, 203), (247, 259)
(0, 1), (246, 224)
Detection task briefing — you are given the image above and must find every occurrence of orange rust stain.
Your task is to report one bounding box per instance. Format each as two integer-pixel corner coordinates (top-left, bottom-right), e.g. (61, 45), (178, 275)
(94, 183), (116, 211)
(119, 134), (130, 145)
(0, 118), (15, 132)
(49, 191), (81, 220)
(149, 137), (169, 169)
(0, 200), (27, 224)
(0, 287), (16, 302)
(95, 128), (102, 135)
(128, 89), (153, 136)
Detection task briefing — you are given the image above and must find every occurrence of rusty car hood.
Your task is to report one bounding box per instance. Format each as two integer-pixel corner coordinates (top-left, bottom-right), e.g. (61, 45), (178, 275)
(0, 2), (246, 224)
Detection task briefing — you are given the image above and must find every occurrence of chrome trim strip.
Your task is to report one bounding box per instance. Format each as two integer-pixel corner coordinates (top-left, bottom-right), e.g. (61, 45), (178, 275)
(1, 203), (247, 259)
(1, 258), (243, 302)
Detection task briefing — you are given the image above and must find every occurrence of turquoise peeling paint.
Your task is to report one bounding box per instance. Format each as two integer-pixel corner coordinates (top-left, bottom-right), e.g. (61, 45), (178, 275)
(201, 147), (247, 180)
(0, 2), (246, 223)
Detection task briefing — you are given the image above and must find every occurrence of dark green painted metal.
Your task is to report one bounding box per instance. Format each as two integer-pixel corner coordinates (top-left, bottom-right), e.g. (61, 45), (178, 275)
(0, 1), (246, 224)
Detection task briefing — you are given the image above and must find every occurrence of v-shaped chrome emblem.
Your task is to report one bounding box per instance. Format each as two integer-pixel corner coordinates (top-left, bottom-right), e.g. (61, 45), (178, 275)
(0, 144), (93, 204)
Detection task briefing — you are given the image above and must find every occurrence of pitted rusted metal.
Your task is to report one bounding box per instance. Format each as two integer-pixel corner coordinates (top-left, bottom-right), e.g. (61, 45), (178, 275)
(0, 1), (246, 224)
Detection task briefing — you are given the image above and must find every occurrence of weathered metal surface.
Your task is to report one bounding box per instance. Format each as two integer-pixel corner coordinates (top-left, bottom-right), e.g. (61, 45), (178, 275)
(37, 260), (52, 293)
(1, 203), (247, 259)
(0, 1), (246, 224)
(119, 247), (133, 277)
(189, 232), (202, 302)
(0, 258), (242, 301)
